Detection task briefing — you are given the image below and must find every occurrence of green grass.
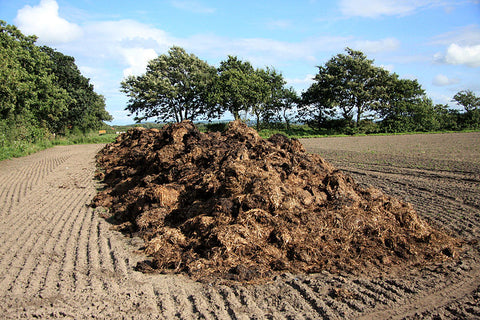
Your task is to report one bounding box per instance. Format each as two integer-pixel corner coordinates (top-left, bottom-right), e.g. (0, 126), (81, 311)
(0, 132), (117, 162)
(258, 125), (480, 139)
(257, 125), (335, 139)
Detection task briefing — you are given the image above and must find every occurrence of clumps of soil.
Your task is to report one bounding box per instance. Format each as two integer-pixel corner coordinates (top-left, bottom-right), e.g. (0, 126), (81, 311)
(92, 120), (460, 283)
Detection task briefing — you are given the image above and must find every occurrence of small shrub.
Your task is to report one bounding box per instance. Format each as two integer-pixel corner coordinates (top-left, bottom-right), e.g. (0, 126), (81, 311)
(204, 122), (229, 132)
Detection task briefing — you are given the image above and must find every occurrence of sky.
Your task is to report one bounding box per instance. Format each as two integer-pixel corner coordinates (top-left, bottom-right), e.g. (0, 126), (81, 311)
(1, 0), (479, 125)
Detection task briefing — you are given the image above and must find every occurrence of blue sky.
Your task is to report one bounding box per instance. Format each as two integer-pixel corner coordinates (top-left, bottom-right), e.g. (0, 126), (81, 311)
(1, 0), (479, 124)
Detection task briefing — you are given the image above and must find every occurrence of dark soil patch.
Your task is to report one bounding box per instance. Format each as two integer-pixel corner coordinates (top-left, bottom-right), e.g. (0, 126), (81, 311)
(91, 121), (460, 283)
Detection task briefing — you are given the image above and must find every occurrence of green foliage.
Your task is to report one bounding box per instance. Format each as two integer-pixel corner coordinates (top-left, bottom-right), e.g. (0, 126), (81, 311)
(249, 67), (288, 130)
(0, 20), (113, 160)
(0, 21), (69, 132)
(275, 87), (299, 131)
(451, 90), (480, 130)
(215, 60), (296, 130)
(120, 48), (296, 129)
(298, 48), (480, 134)
(302, 48), (391, 128)
(202, 122), (229, 132)
(379, 97), (441, 132)
(121, 46), (218, 123)
(453, 90), (480, 113)
(258, 124), (327, 139)
(216, 56), (258, 120)
(0, 124), (117, 161)
(40, 46), (112, 133)
(298, 82), (336, 129)
(434, 104), (460, 131)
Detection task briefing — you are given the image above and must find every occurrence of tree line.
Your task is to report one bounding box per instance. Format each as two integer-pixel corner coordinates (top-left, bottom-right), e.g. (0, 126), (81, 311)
(122, 46), (480, 134)
(0, 21), (112, 149)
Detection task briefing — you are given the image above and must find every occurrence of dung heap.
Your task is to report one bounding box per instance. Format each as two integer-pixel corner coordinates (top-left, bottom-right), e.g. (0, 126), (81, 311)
(92, 120), (459, 283)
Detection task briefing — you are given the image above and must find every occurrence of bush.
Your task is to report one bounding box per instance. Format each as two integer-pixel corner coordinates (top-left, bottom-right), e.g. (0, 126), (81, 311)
(204, 122), (229, 132)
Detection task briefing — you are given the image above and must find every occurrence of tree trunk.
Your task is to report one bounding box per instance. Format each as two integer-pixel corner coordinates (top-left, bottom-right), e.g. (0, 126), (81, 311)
(173, 106), (180, 123)
(233, 109), (240, 120)
(283, 109), (290, 131)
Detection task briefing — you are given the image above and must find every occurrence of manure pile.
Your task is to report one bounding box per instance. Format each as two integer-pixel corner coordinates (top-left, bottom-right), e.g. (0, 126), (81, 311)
(92, 120), (460, 283)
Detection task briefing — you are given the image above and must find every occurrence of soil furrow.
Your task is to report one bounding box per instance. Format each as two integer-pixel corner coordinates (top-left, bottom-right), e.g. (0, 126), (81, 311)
(233, 286), (266, 318)
(0, 133), (478, 319)
(153, 280), (183, 318)
(0, 188), (79, 293)
(202, 285), (236, 319)
(283, 278), (333, 319)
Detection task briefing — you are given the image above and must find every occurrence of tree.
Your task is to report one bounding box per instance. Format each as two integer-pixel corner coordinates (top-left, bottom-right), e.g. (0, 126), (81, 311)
(0, 21), (69, 134)
(453, 90), (480, 129)
(251, 67), (286, 130)
(40, 46), (112, 132)
(305, 48), (390, 127)
(299, 77), (336, 129)
(121, 46), (217, 123)
(453, 90), (480, 113)
(1, 20), (112, 148)
(381, 97), (441, 132)
(434, 104), (460, 131)
(374, 75), (428, 132)
(277, 87), (299, 130)
(216, 56), (258, 120)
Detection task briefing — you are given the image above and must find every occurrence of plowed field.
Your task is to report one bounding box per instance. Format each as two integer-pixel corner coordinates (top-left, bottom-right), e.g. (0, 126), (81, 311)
(1, 132), (479, 319)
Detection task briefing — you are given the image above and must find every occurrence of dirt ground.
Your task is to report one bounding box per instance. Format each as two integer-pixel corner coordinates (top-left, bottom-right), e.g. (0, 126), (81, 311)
(0, 131), (479, 319)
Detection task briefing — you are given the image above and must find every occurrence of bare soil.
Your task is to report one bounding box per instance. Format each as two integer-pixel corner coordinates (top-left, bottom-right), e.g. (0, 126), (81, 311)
(0, 131), (479, 319)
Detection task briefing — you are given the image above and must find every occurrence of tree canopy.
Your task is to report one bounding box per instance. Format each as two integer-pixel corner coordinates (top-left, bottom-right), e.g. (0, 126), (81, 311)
(453, 90), (480, 113)
(216, 55), (258, 120)
(121, 46), (217, 123)
(298, 47), (469, 133)
(40, 46), (112, 132)
(118, 44), (479, 134)
(0, 21), (68, 133)
(303, 48), (392, 127)
(0, 20), (111, 145)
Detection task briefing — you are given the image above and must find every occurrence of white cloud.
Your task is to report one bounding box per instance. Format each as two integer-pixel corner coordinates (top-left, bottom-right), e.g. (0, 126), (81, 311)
(78, 66), (101, 81)
(180, 34), (351, 68)
(171, 0), (216, 14)
(436, 43), (480, 67)
(67, 20), (172, 76)
(14, 0), (82, 44)
(430, 24), (480, 47)
(285, 74), (316, 86)
(353, 38), (400, 53)
(432, 74), (460, 86)
(121, 48), (158, 77)
(340, 0), (447, 18)
(431, 25), (480, 67)
(85, 20), (171, 46)
(340, 0), (413, 17)
(380, 64), (395, 72)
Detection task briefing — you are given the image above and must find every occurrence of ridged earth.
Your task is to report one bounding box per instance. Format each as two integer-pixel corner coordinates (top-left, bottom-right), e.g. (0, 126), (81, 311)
(0, 131), (479, 319)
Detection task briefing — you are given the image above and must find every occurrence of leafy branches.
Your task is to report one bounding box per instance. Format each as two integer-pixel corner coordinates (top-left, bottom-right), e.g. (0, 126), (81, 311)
(1, 20), (112, 157)
(302, 48), (391, 127)
(121, 46), (217, 123)
(121, 50), (296, 127)
(121, 44), (479, 134)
